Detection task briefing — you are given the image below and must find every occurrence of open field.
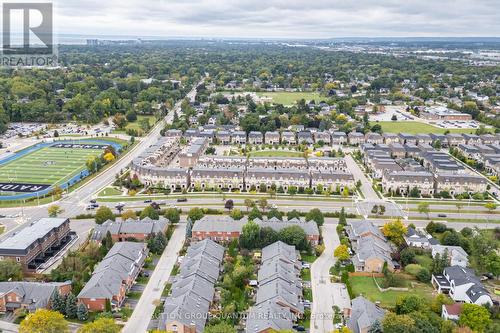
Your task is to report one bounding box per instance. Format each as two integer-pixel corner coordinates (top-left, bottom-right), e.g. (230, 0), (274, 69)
(0, 146), (103, 187)
(350, 275), (434, 308)
(248, 150), (305, 157)
(113, 115), (156, 134)
(372, 121), (476, 134)
(256, 91), (321, 105)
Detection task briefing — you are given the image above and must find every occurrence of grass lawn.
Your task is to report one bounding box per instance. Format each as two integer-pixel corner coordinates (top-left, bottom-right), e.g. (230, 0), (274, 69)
(350, 276), (434, 308)
(301, 268), (311, 281)
(248, 150), (305, 158)
(126, 291), (142, 300)
(98, 187), (122, 196)
(303, 288), (313, 301)
(301, 254), (316, 263)
(256, 91), (321, 105)
(372, 121), (476, 135)
(415, 254), (433, 270)
(113, 115), (156, 134)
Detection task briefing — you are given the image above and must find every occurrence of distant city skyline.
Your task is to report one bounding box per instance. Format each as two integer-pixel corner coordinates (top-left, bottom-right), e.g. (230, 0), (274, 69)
(42, 0), (500, 39)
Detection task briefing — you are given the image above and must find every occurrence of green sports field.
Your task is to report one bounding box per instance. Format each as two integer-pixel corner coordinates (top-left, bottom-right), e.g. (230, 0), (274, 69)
(256, 91), (320, 105)
(0, 146), (103, 186)
(372, 121), (476, 135)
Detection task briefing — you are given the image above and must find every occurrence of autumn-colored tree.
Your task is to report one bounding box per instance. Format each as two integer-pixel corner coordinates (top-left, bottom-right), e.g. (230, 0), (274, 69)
(121, 210), (137, 220)
(103, 152), (115, 162)
(19, 309), (69, 333)
(48, 205), (63, 217)
(382, 219), (408, 245)
(334, 244), (350, 261)
(77, 317), (120, 333)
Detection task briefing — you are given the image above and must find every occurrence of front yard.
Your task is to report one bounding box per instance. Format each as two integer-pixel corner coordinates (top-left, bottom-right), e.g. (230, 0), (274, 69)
(350, 275), (435, 308)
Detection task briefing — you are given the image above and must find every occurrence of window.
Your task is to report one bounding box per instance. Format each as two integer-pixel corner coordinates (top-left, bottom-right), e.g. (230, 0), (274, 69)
(16, 257), (20, 262)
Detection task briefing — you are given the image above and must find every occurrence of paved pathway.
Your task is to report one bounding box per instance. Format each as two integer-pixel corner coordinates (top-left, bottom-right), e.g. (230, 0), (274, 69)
(122, 223), (186, 333)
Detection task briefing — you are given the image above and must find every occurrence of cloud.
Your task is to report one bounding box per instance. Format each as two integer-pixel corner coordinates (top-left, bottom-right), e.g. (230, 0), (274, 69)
(46, 0), (500, 38)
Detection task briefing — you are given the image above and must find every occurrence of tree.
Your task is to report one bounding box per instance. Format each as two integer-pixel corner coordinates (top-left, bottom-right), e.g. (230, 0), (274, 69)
(258, 198), (268, 212)
(382, 219), (407, 245)
(267, 209), (283, 220)
(0, 259), (23, 281)
(244, 199), (255, 212)
(50, 292), (65, 314)
(441, 230), (462, 246)
(334, 245), (350, 261)
(259, 227), (279, 248)
(140, 206), (160, 220)
(95, 207), (114, 224)
(342, 187), (350, 197)
(225, 199), (234, 211)
(485, 202), (497, 212)
(368, 320), (383, 333)
(248, 206), (263, 221)
(103, 231), (114, 251)
(395, 295), (425, 314)
(278, 225), (308, 251)
(77, 317), (121, 333)
(148, 232), (168, 255)
(458, 303), (491, 333)
(48, 205), (63, 217)
(76, 303), (88, 321)
(204, 322), (237, 333)
(400, 248), (416, 267)
(187, 207), (204, 222)
(339, 207), (347, 226)
(230, 208), (244, 220)
(65, 293), (77, 319)
(287, 209), (301, 220)
(164, 208), (180, 223)
(19, 309), (69, 333)
(121, 210), (137, 220)
(417, 202), (430, 219)
(239, 221), (261, 249)
(382, 313), (415, 333)
(305, 208), (324, 226)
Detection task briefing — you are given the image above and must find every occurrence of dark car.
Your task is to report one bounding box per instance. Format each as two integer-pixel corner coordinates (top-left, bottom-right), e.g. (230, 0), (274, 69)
(177, 198), (188, 202)
(90, 199), (97, 204)
(144, 199), (152, 203)
(437, 214), (447, 218)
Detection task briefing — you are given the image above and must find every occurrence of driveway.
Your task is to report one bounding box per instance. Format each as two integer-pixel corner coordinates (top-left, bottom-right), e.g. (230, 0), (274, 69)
(311, 224), (350, 333)
(122, 223), (186, 333)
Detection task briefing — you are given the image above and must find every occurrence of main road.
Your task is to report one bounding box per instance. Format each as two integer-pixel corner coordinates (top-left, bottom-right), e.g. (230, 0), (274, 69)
(0, 79), (203, 235)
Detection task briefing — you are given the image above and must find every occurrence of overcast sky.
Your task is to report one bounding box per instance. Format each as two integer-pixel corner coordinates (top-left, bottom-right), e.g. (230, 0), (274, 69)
(28, 0), (500, 38)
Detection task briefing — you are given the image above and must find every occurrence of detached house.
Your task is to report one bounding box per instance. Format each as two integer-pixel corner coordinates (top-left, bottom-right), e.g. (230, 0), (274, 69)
(348, 296), (386, 333)
(0, 281), (71, 313)
(431, 245), (469, 267)
(432, 266), (492, 306)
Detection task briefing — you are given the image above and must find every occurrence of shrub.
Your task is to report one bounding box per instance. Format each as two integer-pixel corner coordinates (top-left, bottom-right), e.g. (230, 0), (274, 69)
(405, 264), (424, 276)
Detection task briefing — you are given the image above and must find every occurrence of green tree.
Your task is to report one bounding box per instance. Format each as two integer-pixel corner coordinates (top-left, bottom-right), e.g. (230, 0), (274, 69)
(305, 208), (324, 226)
(248, 206), (263, 221)
(140, 206), (160, 220)
(339, 207), (347, 226)
(259, 227), (279, 248)
(278, 225), (308, 251)
(258, 198), (268, 212)
(164, 208), (180, 223)
(77, 317), (121, 333)
(244, 199), (255, 212)
(239, 221), (261, 249)
(382, 313), (415, 333)
(417, 202), (430, 218)
(287, 209), (301, 220)
(395, 295), (425, 314)
(267, 209), (283, 220)
(148, 232), (167, 255)
(121, 210), (137, 220)
(0, 259), (23, 281)
(187, 207), (204, 222)
(65, 293), (77, 319)
(230, 208), (244, 220)
(76, 303), (88, 321)
(19, 309), (69, 333)
(95, 207), (115, 224)
(400, 248), (416, 267)
(485, 202), (497, 212)
(334, 245), (350, 261)
(458, 303), (491, 333)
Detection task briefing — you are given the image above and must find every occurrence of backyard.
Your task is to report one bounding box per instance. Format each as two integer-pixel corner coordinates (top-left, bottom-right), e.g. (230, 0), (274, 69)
(350, 275), (435, 308)
(248, 150), (305, 158)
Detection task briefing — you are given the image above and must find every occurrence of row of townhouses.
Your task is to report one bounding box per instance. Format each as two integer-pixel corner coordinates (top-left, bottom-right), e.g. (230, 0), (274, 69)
(158, 240), (225, 333)
(363, 144), (487, 195)
(77, 242), (149, 311)
(455, 143), (500, 176)
(191, 216), (320, 245)
(91, 217), (169, 242)
(246, 241), (304, 333)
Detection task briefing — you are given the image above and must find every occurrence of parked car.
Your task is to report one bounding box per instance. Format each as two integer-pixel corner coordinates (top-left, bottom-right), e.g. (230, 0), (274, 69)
(90, 199), (97, 204)
(86, 205), (95, 210)
(144, 199), (152, 203)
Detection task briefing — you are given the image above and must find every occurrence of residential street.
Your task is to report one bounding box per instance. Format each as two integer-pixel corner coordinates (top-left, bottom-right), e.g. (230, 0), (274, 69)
(344, 155), (381, 201)
(311, 224), (344, 333)
(122, 222), (186, 333)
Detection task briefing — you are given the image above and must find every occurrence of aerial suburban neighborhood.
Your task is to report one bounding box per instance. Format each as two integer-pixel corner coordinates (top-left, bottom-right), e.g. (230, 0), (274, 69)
(0, 2), (499, 333)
